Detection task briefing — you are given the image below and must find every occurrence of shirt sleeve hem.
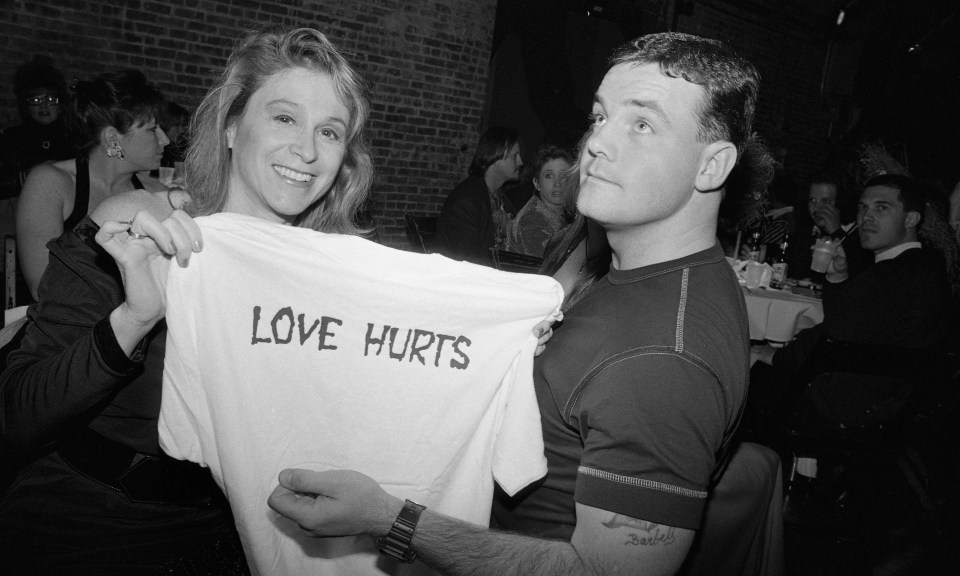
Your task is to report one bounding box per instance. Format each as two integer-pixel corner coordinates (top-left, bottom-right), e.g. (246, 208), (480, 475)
(93, 316), (145, 372)
(575, 470), (705, 530)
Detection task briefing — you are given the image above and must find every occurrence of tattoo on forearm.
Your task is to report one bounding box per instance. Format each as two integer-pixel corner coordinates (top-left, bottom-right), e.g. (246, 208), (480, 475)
(602, 515), (676, 546)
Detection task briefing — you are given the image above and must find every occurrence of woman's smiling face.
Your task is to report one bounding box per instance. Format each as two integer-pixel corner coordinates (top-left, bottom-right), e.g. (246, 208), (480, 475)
(224, 67), (349, 224)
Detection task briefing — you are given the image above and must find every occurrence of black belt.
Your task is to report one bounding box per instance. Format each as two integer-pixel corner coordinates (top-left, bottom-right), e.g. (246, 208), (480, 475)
(57, 427), (220, 506)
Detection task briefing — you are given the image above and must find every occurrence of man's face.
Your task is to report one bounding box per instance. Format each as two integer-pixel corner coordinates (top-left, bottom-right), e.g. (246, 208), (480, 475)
(857, 185), (917, 253)
(577, 62), (709, 230)
(490, 143), (523, 184)
(807, 183), (837, 219)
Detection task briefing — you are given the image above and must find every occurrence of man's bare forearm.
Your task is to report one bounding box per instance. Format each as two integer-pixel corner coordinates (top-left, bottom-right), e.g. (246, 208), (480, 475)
(409, 508), (687, 576)
(412, 511), (588, 576)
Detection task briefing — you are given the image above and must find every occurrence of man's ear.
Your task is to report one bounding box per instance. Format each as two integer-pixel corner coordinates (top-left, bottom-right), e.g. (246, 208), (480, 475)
(695, 141), (738, 192)
(225, 122), (237, 149)
(905, 210), (921, 229)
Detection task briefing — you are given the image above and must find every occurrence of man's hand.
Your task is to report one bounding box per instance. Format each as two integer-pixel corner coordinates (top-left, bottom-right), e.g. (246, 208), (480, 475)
(825, 244), (848, 283)
(267, 469), (402, 538)
(812, 204), (841, 235)
(533, 319), (555, 357)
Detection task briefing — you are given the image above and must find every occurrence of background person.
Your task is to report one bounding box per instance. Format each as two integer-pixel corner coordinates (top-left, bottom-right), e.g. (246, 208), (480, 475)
(0, 57), (75, 202)
(505, 144), (574, 258)
(436, 126), (522, 265)
(14, 69), (169, 301)
(747, 174), (951, 434)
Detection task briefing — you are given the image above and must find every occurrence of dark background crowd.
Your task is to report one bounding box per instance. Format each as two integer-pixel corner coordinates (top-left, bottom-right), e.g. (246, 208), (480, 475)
(2, 2), (960, 576)
(1, 0), (958, 249)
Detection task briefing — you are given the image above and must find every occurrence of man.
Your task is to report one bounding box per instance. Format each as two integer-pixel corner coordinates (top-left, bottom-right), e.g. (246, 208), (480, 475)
(268, 32), (756, 576)
(750, 174), (951, 428)
(788, 171), (868, 279)
(436, 126), (523, 266)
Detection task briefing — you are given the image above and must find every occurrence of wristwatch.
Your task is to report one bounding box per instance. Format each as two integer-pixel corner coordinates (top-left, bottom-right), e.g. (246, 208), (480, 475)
(376, 499), (426, 563)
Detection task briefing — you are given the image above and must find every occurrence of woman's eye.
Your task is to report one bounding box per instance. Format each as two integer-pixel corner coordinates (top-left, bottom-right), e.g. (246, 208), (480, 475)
(275, 115), (294, 124)
(589, 113), (606, 126)
(635, 120), (651, 132)
(320, 128), (342, 141)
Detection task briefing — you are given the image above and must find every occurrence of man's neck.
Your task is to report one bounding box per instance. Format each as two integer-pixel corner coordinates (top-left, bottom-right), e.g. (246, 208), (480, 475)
(606, 218), (717, 270)
(484, 171), (505, 195)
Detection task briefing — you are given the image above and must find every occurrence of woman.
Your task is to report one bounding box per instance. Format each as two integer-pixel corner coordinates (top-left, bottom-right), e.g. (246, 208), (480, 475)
(0, 57), (75, 202)
(0, 26), (372, 574)
(538, 137), (611, 310)
(505, 145), (574, 257)
(15, 69), (169, 301)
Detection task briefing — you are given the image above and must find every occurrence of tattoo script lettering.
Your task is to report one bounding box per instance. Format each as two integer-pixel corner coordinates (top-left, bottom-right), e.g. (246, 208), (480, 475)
(602, 515), (676, 546)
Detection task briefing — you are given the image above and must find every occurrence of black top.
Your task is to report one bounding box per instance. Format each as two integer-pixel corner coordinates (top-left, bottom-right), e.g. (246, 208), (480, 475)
(64, 156), (143, 231)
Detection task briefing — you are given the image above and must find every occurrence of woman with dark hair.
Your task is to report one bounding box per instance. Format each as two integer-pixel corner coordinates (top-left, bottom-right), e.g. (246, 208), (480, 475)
(436, 125), (523, 265)
(0, 57), (75, 201)
(15, 69), (169, 300)
(0, 26), (377, 574)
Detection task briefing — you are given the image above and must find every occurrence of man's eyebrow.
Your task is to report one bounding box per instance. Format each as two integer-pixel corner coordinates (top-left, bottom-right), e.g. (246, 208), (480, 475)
(627, 98), (666, 118)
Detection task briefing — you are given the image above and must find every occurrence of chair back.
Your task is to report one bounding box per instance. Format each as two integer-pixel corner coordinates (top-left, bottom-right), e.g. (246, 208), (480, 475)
(491, 248), (543, 274)
(404, 215), (439, 254)
(678, 441), (785, 576)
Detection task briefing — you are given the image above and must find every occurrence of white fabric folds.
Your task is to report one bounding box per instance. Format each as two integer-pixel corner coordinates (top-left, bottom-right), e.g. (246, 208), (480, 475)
(159, 213), (563, 576)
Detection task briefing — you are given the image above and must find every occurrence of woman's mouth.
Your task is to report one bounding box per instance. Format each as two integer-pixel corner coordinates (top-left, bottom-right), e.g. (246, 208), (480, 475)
(274, 165), (314, 183)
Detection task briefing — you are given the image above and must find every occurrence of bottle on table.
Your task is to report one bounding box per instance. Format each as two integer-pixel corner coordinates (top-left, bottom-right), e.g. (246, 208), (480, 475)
(770, 233), (790, 289)
(745, 230), (762, 262)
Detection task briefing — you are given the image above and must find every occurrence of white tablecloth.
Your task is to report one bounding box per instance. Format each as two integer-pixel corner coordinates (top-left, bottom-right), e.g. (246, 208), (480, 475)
(743, 287), (823, 343)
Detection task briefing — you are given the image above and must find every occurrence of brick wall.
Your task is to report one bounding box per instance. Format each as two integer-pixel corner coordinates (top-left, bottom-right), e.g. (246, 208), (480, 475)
(0, 0), (497, 248)
(676, 0), (835, 185)
(0, 0), (839, 249)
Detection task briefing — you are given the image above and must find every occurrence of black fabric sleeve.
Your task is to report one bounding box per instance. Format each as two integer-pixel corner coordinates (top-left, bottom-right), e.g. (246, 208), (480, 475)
(0, 238), (140, 454)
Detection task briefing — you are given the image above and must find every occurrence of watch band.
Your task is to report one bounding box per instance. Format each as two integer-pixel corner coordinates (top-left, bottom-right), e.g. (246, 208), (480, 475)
(376, 499), (426, 563)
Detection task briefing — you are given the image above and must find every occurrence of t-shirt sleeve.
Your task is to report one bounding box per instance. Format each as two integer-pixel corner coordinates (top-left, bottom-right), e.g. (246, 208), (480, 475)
(492, 336), (548, 496)
(158, 266), (209, 465)
(573, 352), (724, 530)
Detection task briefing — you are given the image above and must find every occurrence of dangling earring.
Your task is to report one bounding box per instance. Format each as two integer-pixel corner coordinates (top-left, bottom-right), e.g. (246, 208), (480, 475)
(106, 136), (125, 160)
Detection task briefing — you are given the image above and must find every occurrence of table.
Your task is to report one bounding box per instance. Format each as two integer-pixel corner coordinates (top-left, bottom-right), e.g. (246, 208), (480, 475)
(742, 286), (823, 343)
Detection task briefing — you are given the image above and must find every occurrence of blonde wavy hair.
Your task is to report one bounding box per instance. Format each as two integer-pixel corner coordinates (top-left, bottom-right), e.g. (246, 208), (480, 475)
(183, 26), (373, 235)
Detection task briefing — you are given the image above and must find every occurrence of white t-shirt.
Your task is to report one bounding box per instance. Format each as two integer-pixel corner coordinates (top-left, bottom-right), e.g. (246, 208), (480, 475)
(158, 213), (563, 576)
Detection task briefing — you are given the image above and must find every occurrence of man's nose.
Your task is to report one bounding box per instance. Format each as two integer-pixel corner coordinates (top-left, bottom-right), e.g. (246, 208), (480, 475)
(585, 125), (611, 159)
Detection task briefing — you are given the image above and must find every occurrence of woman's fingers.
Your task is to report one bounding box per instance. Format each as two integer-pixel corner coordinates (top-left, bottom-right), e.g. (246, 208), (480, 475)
(170, 209), (204, 253)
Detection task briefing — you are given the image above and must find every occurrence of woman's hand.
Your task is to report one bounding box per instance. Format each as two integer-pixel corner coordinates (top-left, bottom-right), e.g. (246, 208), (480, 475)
(96, 209), (202, 355)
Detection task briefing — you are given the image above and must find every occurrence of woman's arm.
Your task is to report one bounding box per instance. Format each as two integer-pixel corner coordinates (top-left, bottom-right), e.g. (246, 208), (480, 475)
(1, 225), (140, 453)
(0, 193), (201, 453)
(16, 162), (73, 300)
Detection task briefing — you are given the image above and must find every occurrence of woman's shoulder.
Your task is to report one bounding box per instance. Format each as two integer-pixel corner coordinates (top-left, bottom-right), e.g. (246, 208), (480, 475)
(90, 188), (184, 225)
(21, 159), (77, 198)
(23, 158), (76, 190)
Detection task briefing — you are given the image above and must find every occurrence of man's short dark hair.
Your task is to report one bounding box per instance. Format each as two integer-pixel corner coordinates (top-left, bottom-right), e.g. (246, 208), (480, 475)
(608, 32), (760, 155)
(863, 173), (926, 225)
